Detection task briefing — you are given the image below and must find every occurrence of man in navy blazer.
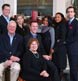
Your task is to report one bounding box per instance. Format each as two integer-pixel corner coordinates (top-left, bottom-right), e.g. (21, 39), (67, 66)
(24, 21), (46, 55)
(66, 6), (78, 81)
(0, 20), (23, 81)
(0, 4), (10, 34)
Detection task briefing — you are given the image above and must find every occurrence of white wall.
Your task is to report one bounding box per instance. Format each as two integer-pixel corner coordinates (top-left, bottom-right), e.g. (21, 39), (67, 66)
(53, 0), (66, 16)
(53, 0), (72, 16)
(0, 0), (72, 17)
(0, 0), (4, 15)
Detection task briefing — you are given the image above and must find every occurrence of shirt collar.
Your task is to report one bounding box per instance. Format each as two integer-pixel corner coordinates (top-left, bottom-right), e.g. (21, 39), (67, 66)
(30, 32), (37, 37)
(3, 15), (10, 23)
(8, 32), (15, 38)
(69, 17), (75, 23)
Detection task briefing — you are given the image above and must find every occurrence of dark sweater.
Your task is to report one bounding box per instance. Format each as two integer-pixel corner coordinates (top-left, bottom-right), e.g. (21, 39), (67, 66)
(21, 50), (51, 81)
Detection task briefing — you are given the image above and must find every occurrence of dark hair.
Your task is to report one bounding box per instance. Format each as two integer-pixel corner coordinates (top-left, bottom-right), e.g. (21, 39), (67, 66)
(55, 12), (66, 23)
(42, 16), (53, 26)
(30, 20), (38, 26)
(66, 6), (75, 13)
(2, 4), (10, 10)
(27, 38), (39, 49)
(42, 16), (48, 21)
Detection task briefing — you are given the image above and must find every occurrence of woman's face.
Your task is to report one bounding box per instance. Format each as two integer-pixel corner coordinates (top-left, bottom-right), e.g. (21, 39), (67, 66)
(30, 41), (38, 52)
(43, 18), (48, 26)
(17, 16), (24, 25)
(55, 14), (62, 23)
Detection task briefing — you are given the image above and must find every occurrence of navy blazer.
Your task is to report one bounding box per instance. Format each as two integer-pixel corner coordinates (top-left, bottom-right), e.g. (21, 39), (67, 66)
(0, 15), (8, 34)
(24, 32), (46, 55)
(0, 33), (23, 63)
(66, 18), (78, 44)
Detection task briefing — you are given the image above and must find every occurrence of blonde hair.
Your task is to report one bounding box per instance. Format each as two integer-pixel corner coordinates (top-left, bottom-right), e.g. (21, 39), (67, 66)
(16, 14), (24, 20)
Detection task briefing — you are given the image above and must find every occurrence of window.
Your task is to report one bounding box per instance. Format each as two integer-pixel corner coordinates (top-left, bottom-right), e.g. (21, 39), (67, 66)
(17, 0), (53, 16)
(73, 0), (78, 17)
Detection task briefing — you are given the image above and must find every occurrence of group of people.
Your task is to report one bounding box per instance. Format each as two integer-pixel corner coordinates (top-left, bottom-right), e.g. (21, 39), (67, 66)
(0, 3), (78, 81)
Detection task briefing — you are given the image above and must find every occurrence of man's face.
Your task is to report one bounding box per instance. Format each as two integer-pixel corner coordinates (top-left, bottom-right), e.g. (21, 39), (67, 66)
(7, 21), (16, 34)
(66, 8), (75, 19)
(2, 6), (10, 17)
(30, 22), (38, 34)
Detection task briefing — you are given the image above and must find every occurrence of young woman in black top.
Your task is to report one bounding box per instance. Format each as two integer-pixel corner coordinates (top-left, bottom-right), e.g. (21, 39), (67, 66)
(16, 14), (29, 36)
(40, 16), (55, 56)
(53, 12), (67, 79)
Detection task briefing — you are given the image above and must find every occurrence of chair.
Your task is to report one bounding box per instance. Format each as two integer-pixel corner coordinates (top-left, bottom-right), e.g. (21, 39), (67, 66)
(2, 67), (10, 81)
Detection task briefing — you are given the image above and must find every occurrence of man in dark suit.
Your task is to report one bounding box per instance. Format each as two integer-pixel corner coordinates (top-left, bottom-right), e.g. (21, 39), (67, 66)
(0, 4), (10, 34)
(0, 20), (23, 81)
(24, 21), (60, 81)
(24, 21), (46, 55)
(66, 6), (78, 81)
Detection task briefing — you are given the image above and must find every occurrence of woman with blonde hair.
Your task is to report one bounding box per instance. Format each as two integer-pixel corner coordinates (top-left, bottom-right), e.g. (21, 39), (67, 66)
(16, 14), (29, 36)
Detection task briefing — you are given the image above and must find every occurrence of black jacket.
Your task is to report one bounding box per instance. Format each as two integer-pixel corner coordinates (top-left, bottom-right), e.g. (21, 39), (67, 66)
(16, 24), (29, 37)
(0, 33), (23, 63)
(21, 50), (50, 81)
(0, 15), (8, 34)
(54, 22), (66, 45)
(24, 32), (46, 55)
(66, 18), (78, 44)
(53, 22), (67, 69)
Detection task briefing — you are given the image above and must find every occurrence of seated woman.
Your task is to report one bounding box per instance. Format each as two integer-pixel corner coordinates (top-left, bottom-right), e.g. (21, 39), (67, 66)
(21, 38), (55, 81)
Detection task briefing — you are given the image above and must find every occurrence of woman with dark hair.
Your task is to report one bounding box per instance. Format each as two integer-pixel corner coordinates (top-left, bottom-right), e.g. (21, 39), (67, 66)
(21, 38), (60, 81)
(40, 16), (55, 57)
(53, 12), (67, 79)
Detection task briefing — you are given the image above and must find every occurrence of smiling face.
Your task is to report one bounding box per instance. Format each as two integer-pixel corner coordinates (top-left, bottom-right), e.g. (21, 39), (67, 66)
(2, 6), (10, 17)
(66, 8), (75, 19)
(7, 21), (16, 35)
(30, 22), (38, 34)
(29, 41), (38, 52)
(17, 15), (24, 25)
(55, 14), (62, 23)
(43, 17), (48, 26)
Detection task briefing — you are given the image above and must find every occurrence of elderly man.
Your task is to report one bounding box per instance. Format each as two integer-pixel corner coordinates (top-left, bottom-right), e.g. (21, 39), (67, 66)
(0, 20), (23, 81)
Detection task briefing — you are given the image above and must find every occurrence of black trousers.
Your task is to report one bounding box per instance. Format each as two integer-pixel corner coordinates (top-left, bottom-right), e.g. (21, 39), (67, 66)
(67, 42), (78, 81)
(46, 60), (61, 81)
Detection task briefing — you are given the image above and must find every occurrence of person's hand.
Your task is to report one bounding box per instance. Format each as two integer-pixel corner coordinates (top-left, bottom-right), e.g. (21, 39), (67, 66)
(10, 56), (20, 62)
(43, 55), (50, 60)
(43, 55), (52, 60)
(4, 60), (13, 67)
(48, 55), (52, 60)
(50, 49), (54, 54)
(40, 70), (49, 77)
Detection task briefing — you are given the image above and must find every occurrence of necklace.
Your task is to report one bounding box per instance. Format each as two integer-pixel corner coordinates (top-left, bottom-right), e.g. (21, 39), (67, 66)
(33, 53), (39, 58)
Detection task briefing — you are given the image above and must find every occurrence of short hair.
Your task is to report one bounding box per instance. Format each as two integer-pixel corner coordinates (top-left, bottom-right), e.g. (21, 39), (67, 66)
(27, 38), (39, 49)
(66, 6), (76, 13)
(42, 16), (48, 22)
(2, 4), (10, 10)
(7, 20), (16, 27)
(30, 20), (38, 26)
